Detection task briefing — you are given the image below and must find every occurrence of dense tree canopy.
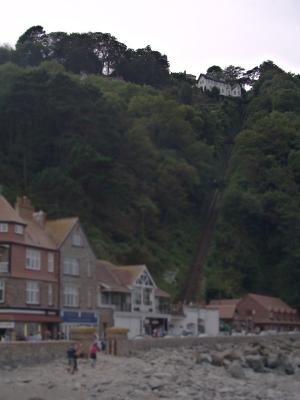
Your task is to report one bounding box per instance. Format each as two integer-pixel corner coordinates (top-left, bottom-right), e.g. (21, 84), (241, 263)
(1, 27), (299, 308)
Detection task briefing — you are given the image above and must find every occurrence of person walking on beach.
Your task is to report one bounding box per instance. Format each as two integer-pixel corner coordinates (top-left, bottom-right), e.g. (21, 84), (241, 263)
(66, 343), (81, 374)
(89, 341), (100, 368)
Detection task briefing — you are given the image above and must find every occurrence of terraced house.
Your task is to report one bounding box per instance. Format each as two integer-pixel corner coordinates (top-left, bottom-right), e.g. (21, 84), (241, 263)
(46, 217), (99, 339)
(0, 196), (60, 340)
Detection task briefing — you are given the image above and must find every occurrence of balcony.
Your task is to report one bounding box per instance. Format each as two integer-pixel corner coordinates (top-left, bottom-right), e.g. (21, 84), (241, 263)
(0, 262), (8, 273)
(158, 304), (171, 314)
(115, 303), (131, 312)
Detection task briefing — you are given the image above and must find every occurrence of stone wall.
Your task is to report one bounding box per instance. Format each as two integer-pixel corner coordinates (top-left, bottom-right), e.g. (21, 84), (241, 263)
(127, 334), (300, 355)
(0, 341), (73, 369)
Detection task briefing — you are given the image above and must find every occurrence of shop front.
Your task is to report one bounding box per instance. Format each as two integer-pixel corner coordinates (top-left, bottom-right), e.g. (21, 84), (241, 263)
(61, 310), (99, 339)
(0, 311), (61, 341)
(144, 317), (168, 337)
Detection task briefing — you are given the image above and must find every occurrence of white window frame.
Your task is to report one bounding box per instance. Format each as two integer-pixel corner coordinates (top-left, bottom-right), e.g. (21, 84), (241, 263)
(48, 284), (53, 306)
(0, 223), (8, 233)
(72, 231), (82, 247)
(26, 248), (41, 270)
(15, 224), (24, 234)
(0, 280), (5, 303)
(47, 252), (54, 273)
(26, 281), (40, 304)
(63, 284), (79, 307)
(63, 257), (79, 276)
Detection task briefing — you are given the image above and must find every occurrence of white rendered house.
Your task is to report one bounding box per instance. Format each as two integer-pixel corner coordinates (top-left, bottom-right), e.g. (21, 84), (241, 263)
(96, 261), (171, 338)
(197, 74), (241, 97)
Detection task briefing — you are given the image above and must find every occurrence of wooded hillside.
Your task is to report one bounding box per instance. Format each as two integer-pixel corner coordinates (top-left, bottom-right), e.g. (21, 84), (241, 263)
(1, 28), (299, 308)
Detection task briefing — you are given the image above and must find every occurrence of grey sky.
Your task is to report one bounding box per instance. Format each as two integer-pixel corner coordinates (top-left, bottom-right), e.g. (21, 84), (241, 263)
(1, 0), (299, 75)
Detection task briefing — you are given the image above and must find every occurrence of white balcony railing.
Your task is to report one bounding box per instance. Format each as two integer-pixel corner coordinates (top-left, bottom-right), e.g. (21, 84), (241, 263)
(0, 262), (8, 273)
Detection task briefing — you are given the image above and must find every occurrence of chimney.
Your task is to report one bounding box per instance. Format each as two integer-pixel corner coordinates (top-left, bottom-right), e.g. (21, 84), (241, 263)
(15, 196), (35, 221)
(33, 210), (47, 228)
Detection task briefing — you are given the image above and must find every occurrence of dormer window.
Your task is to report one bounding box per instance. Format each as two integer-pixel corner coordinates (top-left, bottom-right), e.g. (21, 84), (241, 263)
(0, 223), (8, 233)
(72, 231), (82, 247)
(15, 224), (24, 234)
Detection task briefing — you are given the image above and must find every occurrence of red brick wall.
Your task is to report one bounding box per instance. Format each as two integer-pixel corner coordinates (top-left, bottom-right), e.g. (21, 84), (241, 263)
(10, 244), (59, 283)
(0, 222), (25, 244)
(2, 277), (59, 308)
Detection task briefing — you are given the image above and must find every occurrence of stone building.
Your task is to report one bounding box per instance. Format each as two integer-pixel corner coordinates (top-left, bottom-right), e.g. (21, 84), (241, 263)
(0, 196), (60, 341)
(46, 217), (99, 339)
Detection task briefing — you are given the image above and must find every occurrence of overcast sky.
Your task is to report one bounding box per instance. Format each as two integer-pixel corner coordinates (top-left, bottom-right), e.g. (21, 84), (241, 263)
(1, 0), (299, 75)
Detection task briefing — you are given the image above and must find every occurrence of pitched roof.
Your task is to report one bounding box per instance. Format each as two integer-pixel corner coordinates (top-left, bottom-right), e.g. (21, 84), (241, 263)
(45, 217), (78, 247)
(24, 219), (57, 250)
(96, 260), (130, 293)
(210, 299), (241, 306)
(111, 265), (145, 287)
(197, 74), (241, 89)
(155, 288), (171, 298)
(0, 195), (26, 224)
(207, 304), (237, 320)
(96, 261), (170, 297)
(247, 293), (294, 312)
(208, 298), (241, 320)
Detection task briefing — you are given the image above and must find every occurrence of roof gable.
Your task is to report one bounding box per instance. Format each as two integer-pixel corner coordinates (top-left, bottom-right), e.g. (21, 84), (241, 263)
(0, 195), (26, 225)
(45, 217), (78, 247)
(247, 293), (294, 312)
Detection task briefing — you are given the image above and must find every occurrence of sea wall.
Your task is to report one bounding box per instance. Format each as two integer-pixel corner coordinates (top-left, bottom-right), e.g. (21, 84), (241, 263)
(0, 341), (73, 369)
(127, 333), (300, 355)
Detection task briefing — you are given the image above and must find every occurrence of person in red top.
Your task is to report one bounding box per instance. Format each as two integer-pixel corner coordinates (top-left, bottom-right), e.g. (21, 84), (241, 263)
(89, 341), (100, 367)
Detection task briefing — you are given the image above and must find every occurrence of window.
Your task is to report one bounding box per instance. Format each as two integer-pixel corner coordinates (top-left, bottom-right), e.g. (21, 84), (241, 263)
(63, 258), (79, 276)
(26, 281), (40, 304)
(48, 284), (53, 306)
(72, 231), (82, 247)
(15, 224), (24, 234)
(136, 271), (154, 287)
(47, 253), (54, 272)
(0, 280), (5, 302)
(0, 223), (8, 233)
(87, 262), (92, 278)
(133, 287), (142, 305)
(87, 288), (93, 308)
(101, 291), (110, 305)
(144, 288), (152, 305)
(26, 249), (41, 270)
(0, 244), (9, 273)
(64, 284), (79, 307)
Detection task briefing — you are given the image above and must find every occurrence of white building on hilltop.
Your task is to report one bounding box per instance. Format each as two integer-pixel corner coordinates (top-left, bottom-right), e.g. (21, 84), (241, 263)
(197, 74), (241, 97)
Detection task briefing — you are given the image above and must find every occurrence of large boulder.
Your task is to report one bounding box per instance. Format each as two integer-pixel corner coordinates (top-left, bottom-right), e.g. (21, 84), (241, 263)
(245, 355), (265, 373)
(227, 361), (246, 379)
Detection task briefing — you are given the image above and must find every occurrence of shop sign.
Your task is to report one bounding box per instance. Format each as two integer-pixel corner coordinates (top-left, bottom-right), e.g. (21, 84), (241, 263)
(0, 322), (15, 329)
(63, 311), (97, 323)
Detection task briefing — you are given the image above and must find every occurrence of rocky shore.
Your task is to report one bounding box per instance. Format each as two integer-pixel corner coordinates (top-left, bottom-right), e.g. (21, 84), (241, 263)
(1, 335), (300, 400)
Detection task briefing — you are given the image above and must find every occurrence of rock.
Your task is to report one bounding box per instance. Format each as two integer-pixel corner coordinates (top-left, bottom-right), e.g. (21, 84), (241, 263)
(284, 362), (295, 375)
(245, 355), (265, 373)
(227, 361), (246, 379)
(265, 354), (280, 369)
(195, 353), (212, 365)
(149, 378), (165, 390)
(211, 352), (224, 367)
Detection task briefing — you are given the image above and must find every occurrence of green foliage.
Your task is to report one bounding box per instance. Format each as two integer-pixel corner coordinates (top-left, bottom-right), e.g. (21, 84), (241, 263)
(207, 63), (300, 309)
(4, 27), (299, 308)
